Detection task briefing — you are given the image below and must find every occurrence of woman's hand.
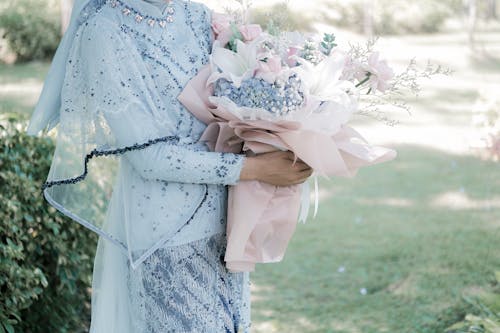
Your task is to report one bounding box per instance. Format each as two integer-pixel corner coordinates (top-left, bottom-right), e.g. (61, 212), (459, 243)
(239, 151), (314, 186)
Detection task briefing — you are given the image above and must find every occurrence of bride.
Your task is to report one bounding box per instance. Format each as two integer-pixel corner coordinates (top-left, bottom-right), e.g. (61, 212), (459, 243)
(26, 0), (313, 331)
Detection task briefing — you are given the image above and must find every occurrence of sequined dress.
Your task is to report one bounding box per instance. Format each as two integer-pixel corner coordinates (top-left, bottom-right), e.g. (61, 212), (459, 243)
(66, 0), (252, 331)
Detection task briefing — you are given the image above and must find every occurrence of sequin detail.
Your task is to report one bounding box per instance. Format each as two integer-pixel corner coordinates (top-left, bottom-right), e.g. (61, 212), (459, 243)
(110, 0), (175, 28)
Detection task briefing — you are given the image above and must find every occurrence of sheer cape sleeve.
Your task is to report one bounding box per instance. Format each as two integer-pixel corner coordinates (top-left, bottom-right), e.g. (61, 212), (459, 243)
(42, 10), (245, 268)
(70, 16), (245, 186)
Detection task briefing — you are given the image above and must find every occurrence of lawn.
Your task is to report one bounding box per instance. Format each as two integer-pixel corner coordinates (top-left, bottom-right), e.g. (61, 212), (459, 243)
(0, 61), (49, 117)
(1, 28), (499, 332)
(250, 144), (500, 333)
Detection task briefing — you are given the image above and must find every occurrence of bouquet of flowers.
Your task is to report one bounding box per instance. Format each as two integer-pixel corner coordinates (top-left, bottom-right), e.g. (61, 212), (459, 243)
(178, 12), (402, 272)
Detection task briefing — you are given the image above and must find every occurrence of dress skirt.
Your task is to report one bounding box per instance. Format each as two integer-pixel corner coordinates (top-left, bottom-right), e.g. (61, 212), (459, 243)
(126, 232), (252, 333)
(89, 167), (251, 332)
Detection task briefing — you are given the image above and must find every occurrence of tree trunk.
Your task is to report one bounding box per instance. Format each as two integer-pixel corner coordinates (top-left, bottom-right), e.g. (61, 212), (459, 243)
(363, 0), (374, 37)
(467, 0), (477, 48)
(60, 0), (74, 35)
(487, 0), (497, 20)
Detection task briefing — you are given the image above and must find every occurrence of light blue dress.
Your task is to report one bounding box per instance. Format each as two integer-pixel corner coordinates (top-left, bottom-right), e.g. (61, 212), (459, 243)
(53, 0), (252, 331)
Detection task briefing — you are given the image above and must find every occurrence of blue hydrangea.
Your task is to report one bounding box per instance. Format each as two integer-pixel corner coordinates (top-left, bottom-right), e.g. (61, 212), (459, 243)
(213, 74), (305, 116)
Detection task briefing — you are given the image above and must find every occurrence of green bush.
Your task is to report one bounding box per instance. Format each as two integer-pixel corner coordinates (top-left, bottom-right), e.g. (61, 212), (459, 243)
(0, 0), (61, 62)
(0, 115), (96, 333)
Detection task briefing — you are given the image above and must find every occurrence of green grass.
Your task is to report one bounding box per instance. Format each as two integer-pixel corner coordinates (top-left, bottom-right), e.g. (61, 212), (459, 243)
(251, 145), (500, 333)
(0, 61), (49, 117)
(0, 61), (49, 82)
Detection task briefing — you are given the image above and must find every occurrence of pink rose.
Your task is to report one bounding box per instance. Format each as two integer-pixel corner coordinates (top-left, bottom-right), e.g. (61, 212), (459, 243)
(215, 29), (234, 46)
(211, 12), (234, 46)
(211, 12), (231, 35)
(238, 24), (263, 42)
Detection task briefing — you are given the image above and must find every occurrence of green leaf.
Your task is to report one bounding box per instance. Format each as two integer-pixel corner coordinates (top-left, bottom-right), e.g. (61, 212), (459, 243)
(3, 323), (14, 333)
(23, 214), (34, 223)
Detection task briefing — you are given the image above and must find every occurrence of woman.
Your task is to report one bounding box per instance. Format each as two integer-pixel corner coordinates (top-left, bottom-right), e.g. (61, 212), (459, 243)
(27, 0), (313, 331)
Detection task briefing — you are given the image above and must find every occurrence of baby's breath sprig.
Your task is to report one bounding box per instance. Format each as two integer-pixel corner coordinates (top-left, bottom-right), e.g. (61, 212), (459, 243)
(388, 58), (453, 98)
(347, 37), (379, 62)
(346, 39), (452, 126)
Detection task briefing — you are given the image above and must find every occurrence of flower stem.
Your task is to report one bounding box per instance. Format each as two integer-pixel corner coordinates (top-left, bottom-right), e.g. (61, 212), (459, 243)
(356, 72), (372, 87)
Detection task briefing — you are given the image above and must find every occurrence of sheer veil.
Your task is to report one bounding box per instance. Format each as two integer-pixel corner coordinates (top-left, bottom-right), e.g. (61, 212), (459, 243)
(27, 2), (132, 331)
(25, 0), (200, 270)
(27, 0), (100, 137)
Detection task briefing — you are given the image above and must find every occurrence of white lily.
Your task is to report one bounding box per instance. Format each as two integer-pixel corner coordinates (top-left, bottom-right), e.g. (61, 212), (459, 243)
(208, 39), (261, 88)
(292, 51), (359, 133)
(293, 51), (352, 101)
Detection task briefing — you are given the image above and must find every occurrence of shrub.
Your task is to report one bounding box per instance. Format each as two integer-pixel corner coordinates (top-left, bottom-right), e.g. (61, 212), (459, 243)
(0, 115), (96, 333)
(0, 0), (61, 62)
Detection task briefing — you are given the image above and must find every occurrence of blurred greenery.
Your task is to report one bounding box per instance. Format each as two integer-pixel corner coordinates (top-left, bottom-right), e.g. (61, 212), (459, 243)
(0, 62), (49, 117)
(322, 0), (453, 35)
(0, 0), (61, 62)
(251, 3), (315, 32)
(0, 61), (49, 82)
(242, 0), (499, 35)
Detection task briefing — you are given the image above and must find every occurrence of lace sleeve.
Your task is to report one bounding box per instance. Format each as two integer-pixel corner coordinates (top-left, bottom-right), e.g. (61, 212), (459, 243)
(71, 14), (246, 186)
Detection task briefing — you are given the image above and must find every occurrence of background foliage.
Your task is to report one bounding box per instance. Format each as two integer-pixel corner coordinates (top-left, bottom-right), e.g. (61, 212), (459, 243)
(0, 0), (61, 62)
(324, 0), (453, 34)
(0, 115), (96, 333)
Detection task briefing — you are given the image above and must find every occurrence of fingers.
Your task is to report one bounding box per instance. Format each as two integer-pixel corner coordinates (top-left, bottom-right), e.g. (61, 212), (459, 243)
(290, 159), (312, 171)
(284, 151), (298, 161)
(300, 168), (314, 178)
(284, 153), (313, 181)
(285, 152), (311, 169)
(267, 150), (310, 167)
(259, 151), (314, 186)
(289, 168), (314, 185)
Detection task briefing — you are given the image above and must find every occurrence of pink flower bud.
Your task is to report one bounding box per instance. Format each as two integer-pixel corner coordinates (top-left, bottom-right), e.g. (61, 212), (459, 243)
(238, 24), (263, 42)
(211, 12), (231, 35)
(286, 46), (301, 67)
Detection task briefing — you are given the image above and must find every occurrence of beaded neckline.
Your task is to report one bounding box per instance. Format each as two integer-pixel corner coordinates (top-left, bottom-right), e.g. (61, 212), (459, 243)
(109, 0), (177, 27)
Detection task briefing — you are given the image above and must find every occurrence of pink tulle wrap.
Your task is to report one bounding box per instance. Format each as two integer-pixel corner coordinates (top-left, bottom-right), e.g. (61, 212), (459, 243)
(178, 65), (397, 272)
